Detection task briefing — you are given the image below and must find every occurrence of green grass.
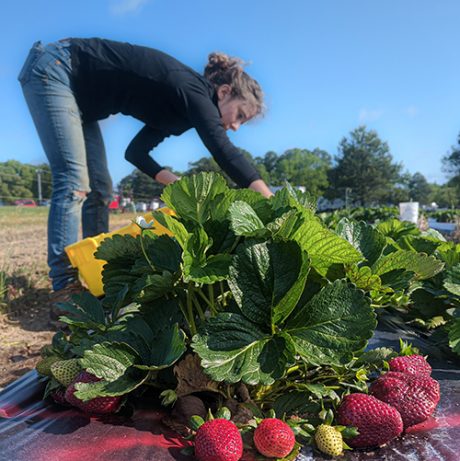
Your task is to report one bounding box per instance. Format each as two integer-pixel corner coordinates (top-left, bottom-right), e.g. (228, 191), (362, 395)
(0, 206), (49, 216)
(0, 206), (49, 229)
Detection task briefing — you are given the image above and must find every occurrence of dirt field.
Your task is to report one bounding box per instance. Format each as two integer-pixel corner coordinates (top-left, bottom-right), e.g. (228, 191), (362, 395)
(0, 207), (138, 389)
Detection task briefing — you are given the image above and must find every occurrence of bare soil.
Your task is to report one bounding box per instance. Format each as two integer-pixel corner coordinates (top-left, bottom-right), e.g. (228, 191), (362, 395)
(0, 208), (138, 389)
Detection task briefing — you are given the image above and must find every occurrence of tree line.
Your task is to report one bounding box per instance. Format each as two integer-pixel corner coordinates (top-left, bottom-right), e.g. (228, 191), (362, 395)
(119, 125), (460, 208)
(2, 125), (460, 208)
(0, 159), (52, 204)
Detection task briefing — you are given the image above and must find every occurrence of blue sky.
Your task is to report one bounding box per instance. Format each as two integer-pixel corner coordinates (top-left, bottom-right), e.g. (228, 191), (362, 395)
(1, 0), (459, 186)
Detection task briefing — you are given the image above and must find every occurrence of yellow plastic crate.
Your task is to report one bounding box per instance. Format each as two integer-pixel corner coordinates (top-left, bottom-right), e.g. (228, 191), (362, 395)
(65, 208), (174, 297)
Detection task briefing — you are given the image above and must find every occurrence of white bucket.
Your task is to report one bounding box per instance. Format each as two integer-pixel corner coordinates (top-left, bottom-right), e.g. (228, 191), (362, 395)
(399, 202), (419, 224)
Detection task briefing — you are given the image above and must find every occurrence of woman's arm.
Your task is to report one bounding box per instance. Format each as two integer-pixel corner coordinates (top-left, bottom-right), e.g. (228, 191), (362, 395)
(182, 88), (263, 189)
(125, 126), (169, 178)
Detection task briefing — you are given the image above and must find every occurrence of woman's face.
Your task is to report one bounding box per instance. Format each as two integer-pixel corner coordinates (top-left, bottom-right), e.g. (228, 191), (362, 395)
(217, 85), (256, 131)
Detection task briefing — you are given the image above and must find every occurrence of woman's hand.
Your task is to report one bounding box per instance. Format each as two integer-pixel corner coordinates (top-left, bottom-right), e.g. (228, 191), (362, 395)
(155, 169), (180, 185)
(249, 179), (274, 198)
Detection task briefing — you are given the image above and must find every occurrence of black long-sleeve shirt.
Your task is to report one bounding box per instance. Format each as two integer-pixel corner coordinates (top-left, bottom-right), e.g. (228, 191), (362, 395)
(69, 38), (261, 187)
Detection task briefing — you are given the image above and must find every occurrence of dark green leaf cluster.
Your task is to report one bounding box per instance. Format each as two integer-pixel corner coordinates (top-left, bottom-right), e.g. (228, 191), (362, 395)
(49, 172), (460, 412)
(52, 173), (384, 401)
(328, 216), (460, 360)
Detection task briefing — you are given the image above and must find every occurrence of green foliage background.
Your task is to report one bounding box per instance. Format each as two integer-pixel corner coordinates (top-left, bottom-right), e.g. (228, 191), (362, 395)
(2, 125), (460, 207)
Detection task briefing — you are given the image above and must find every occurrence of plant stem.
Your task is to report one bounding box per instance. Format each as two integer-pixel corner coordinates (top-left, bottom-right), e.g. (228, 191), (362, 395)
(178, 300), (191, 330)
(187, 283), (197, 336)
(139, 230), (157, 273)
(195, 287), (211, 305)
(310, 375), (341, 383)
(225, 384), (233, 400)
(227, 236), (241, 254)
(208, 284), (216, 316)
(191, 293), (206, 321)
(219, 282), (227, 307)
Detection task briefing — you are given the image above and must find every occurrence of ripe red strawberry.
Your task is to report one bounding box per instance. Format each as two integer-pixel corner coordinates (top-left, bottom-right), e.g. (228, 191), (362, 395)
(389, 355), (432, 376)
(370, 371), (440, 428)
(194, 418), (243, 461)
(65, 371), (121, 415)
(337, 393), (403, 448)
(253, 418), (296, 458)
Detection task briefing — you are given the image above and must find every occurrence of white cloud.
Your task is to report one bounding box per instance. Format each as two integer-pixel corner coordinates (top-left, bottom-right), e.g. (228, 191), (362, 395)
(110, 0), (150, 15)
(358, 108), (383, 123)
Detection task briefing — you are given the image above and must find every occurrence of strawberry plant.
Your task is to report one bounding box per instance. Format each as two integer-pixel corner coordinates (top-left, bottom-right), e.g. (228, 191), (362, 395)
(36, 172), (454, 457)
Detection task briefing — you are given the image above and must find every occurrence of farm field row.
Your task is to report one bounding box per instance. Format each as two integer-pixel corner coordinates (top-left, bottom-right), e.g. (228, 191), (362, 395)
(0, 208), (138, 388)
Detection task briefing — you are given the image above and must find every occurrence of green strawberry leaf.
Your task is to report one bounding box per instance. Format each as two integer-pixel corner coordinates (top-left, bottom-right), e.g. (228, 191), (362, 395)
(228, 201), (268, 238)
(193, 280), (376, 383)
(150, 211), (188, 249)
(266, 209), (305, 241)
(142, 233), (182, 273)
(444, 263), (460, 297)
(96, 234), (145, 308)
(161, 172), (230, 224)
(56, 292), (106, 330)
(80, 341), (141, 381)
(192, 313), (295, 385)
(354, 347), (396, 367)
(376, 219), (419, 241)
(397, 235), (443, 255)
(448, 318), (460, 355)
(134, 323), (186, 370)
(336, 218), (386, 266)
(74, 367), (149, 400)
(372, 250), (445, 280)
(122, 300), (185, 363)
(204, 218), (237, 254)
(95, 233), (142, 262)
(421, 228), (446, 242)
(346, 265), (382, 291)
(43, 378), (62, 399)
(271, 184), (316, 214)
(134, 272), (176, 302)
(139, 298), (184, 334)
(228, 240), (310, 326)
(272, 391), (321, 417)
(436, 242), (460, 269)
(285, 280), (376, 366)
(231, 188), (273, 223)
(292, 212), (362, 277)
(185, 253), (232, 284)
(182, 226), (232, 283)
(379, 269), (415, 291)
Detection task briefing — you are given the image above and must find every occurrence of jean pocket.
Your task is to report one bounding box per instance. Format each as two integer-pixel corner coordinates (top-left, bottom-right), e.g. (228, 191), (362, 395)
(18, 41), (44, 85)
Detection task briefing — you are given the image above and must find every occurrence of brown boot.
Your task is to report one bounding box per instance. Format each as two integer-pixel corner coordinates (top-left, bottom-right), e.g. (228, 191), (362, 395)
(49, 280), (86, 330)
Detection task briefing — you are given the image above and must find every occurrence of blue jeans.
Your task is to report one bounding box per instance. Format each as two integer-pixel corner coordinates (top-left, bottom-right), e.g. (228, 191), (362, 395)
(18, 41), (112, 291)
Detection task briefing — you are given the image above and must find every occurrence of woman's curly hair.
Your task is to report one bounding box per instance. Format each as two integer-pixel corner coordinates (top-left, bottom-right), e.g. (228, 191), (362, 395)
(204, 52), (264, 117)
